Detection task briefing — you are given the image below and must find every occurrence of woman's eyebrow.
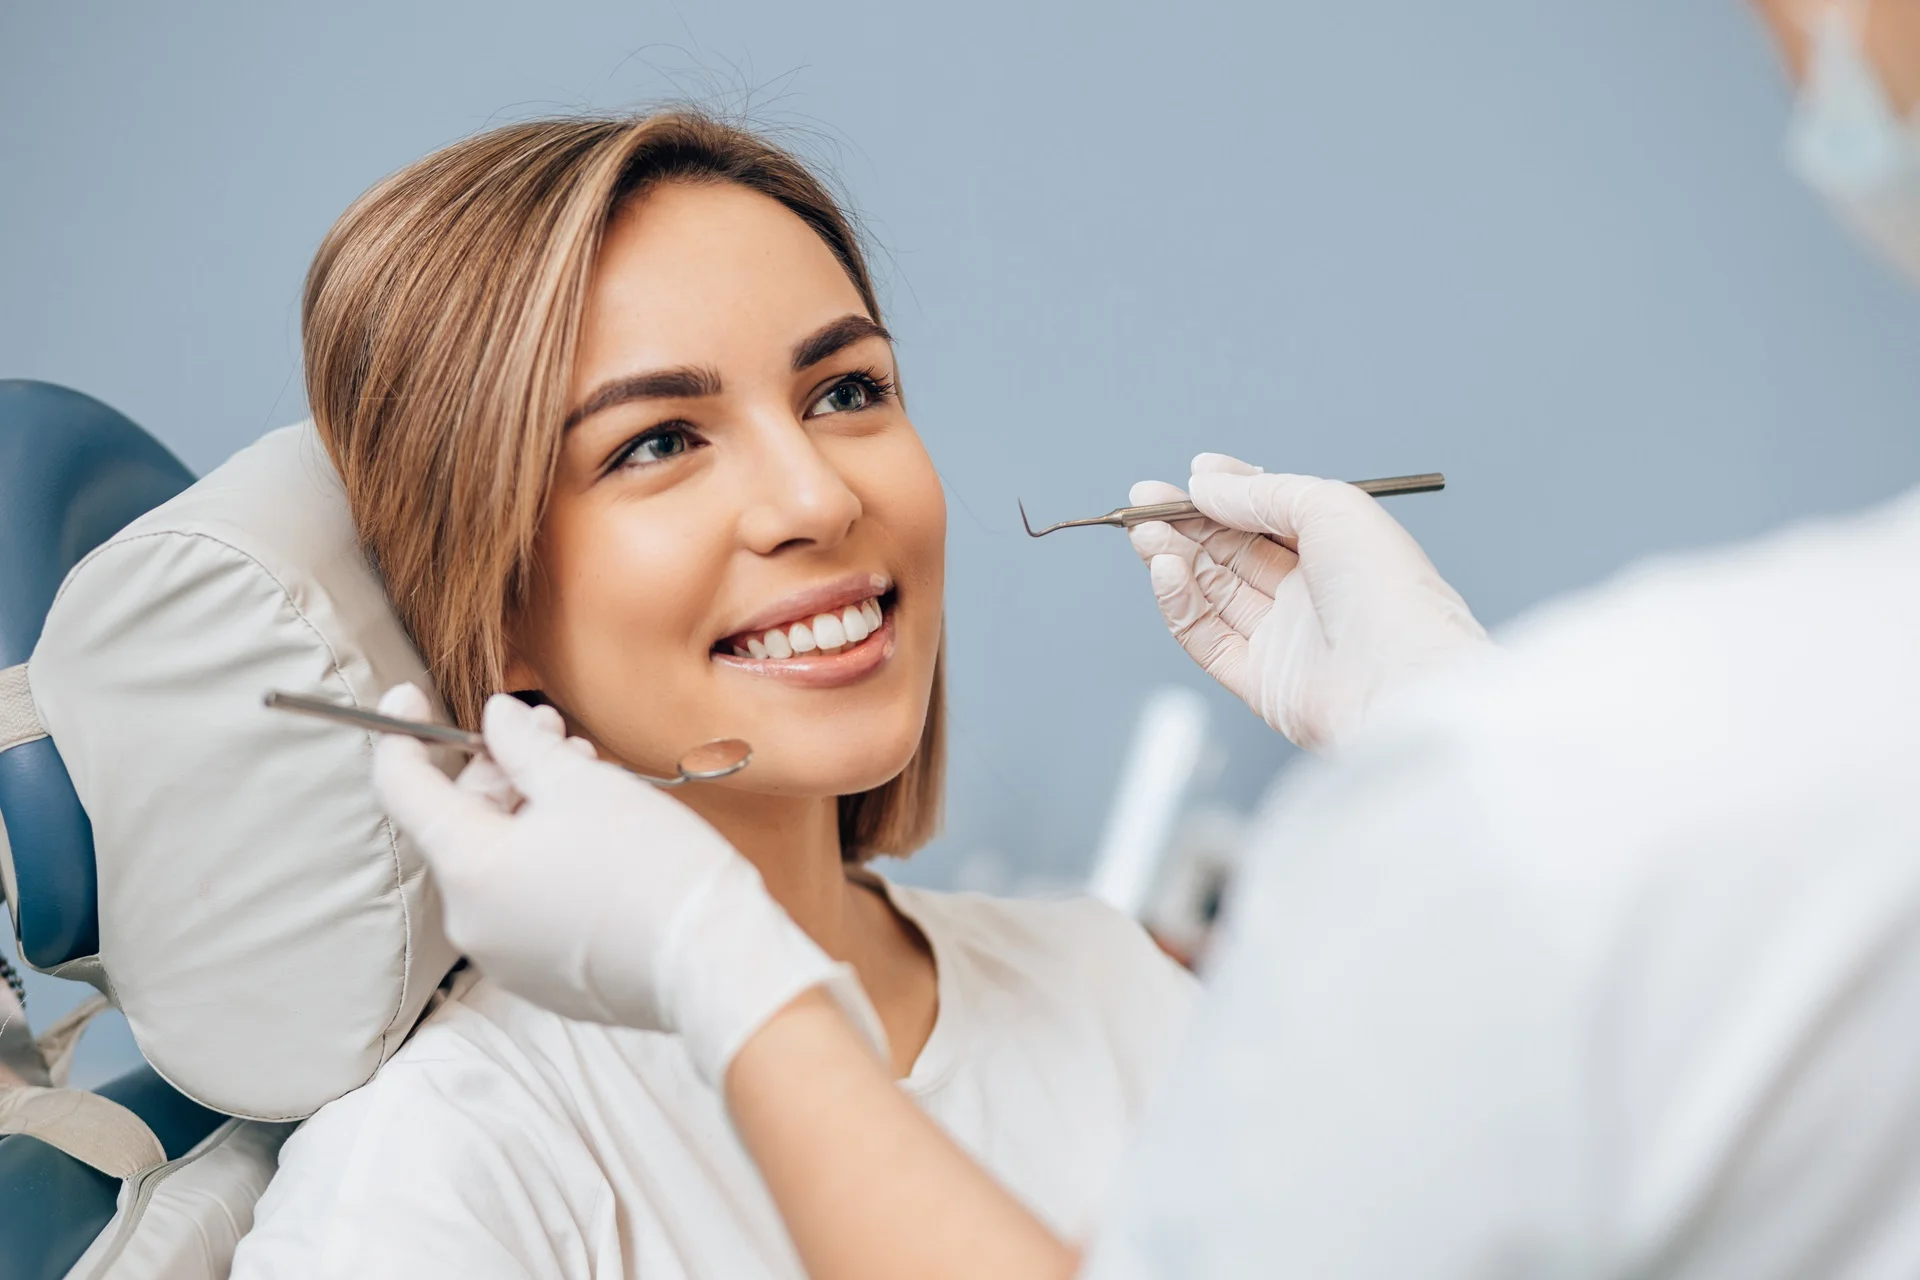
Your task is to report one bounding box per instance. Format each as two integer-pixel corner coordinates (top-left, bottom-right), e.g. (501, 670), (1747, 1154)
(791, 315), (892, 372)
(563, 365), (723, 431)
(561, 317), (888, 431)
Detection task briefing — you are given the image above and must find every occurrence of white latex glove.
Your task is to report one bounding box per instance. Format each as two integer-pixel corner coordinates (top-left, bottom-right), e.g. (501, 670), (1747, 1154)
(371, 685), (887, 1085)
(1129, 453), (1488, 751)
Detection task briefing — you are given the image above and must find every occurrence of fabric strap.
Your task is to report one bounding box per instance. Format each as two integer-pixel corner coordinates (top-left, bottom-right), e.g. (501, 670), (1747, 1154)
(0, 1081), (167, 1177)
(0, 992), (167, 1177)
(0, 663), (45, 754)
(35, 992), (111, 1087)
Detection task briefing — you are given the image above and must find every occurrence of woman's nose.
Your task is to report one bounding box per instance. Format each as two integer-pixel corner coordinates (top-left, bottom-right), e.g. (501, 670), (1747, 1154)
(735, 420), (863, 556)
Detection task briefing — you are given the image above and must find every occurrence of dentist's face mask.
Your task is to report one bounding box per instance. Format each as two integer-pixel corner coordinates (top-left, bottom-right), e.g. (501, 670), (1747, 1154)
(1787, 0), (1920, 286)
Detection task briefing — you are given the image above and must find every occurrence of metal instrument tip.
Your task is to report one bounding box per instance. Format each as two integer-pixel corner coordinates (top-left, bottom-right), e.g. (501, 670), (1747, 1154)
(1018, 499), (1046, 538)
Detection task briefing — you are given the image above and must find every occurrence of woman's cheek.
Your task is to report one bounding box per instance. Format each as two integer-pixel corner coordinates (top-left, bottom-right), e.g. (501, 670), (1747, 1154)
(539, 505), (716, 761)
(864, 429), (947, 574)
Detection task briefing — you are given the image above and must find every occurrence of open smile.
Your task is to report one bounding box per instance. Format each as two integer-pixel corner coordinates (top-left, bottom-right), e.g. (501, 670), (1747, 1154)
(711, 575), (898, 689)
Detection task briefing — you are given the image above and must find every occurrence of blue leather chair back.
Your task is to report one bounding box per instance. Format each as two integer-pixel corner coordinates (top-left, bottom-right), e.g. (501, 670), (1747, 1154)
(0, 382), (221, 1280)
(0, 380), (194, 968)
(0, 1068), (228, 1280)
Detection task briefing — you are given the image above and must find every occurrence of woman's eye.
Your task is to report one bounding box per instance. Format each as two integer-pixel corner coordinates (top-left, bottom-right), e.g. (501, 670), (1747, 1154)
(610, 424), (701, 472)
(807, 376), (877, 417)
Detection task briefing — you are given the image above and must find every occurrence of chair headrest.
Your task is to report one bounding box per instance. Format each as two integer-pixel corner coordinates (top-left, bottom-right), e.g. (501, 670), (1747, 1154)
(28, 423), (458, 1120)
(0, 381), (194, 968)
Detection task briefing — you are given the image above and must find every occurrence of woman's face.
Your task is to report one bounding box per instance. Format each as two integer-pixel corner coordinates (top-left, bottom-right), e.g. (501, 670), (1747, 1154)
(506, 181), (946, 800)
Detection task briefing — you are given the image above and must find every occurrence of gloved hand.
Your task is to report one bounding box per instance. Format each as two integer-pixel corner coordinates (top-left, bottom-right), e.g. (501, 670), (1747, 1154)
(1129, 453), (1488, 752)
(371, 685), (887, 1085)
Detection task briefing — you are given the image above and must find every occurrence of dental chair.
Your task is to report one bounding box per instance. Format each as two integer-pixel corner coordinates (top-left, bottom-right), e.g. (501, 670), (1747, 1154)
(0, 381), (459, 1278)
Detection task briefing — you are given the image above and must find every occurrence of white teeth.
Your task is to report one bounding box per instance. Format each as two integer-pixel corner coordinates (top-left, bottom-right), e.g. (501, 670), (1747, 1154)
(812, 612), (847, 650)
(730, 594), (886, 663)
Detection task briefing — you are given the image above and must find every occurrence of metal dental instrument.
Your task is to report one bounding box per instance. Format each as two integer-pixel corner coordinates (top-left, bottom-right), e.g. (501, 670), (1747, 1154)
(1018, 472), (1447, 537)
(263, 690), (753, 786)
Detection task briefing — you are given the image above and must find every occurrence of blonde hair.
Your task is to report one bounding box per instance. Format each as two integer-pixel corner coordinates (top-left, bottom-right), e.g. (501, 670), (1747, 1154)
(302, 111), (943, 859)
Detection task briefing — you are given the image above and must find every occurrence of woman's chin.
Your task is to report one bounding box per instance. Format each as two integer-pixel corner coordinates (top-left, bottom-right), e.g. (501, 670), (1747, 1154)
(706, 740), (920, 800)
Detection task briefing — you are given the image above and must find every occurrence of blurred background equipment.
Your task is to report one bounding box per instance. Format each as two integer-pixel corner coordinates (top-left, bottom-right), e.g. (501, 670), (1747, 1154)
(1139, 805), (1250, 972)
(1086, 688), (1252, 971)
(1086, 686), (1212, 920)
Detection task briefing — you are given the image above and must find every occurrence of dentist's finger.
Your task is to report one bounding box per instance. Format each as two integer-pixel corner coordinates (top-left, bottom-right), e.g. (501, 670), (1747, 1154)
(372, 729), (503, 863)
(1133, 521), (1274, 637)
(478, 693), (598, 803)
(455, 754), (521, 813)
(376, 681), (435, 722)
(1190, 452), (1264, 477)
(1188, 471), (1414, 569)
(1129, 479), (1191, 506)
(371, 683), (484, 842)
(1126, 481), (1210, 565)
(1131, 477), (1295, 592)
(1185, 521), (1296, 597)
(504, 700), (596, 762)
(1146, 554), (1254, 704)
(1128, 517), (1176, 566)
(1128, 516), (1194, 563)
(1189, 546), (1276, 637)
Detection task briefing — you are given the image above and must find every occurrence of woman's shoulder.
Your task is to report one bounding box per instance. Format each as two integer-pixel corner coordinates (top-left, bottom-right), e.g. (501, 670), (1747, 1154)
(880, 880), (1199, 1178)
(312, 970), (601, 1119)
(884, 880), (1199, 1027)
(233, 976), (624, 1277)
(887, 881), (1161, 959)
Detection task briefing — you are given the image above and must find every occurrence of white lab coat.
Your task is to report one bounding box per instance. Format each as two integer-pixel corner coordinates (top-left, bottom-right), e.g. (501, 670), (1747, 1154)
(1087, 485), (1920, 1278)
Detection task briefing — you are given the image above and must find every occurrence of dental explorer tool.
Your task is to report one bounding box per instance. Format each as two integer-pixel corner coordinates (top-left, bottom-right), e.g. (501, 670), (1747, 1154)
(263, 691), (753, 786)
(1018, 472), (1446, 538)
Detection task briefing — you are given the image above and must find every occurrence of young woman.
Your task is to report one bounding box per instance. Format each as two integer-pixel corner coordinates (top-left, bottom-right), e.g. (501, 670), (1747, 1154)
(229, 113), (1196, 1278)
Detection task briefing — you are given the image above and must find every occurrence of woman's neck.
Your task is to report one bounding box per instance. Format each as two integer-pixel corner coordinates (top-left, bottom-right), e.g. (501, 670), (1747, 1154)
(674, 786), (938, 1077)
(680, 789), (850, 947)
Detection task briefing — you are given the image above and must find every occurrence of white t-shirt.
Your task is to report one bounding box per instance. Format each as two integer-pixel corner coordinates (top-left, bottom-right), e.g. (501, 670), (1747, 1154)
(233, 879), (1195, 1279)
(1087, 488), (1920, 1278)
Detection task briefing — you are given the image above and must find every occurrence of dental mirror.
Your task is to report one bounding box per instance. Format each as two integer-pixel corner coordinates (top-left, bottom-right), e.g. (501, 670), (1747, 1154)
(263, 691), (753, 787)
(672, 736), (755, 782)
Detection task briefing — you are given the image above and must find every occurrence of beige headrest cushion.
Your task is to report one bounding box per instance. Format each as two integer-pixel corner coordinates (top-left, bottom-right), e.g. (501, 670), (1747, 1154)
(29, 423), (458, 1119)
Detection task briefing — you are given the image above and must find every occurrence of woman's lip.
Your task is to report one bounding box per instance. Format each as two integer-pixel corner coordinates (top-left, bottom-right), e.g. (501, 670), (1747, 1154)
(711, 613), (895, 689)
(719, 571), (891, 643)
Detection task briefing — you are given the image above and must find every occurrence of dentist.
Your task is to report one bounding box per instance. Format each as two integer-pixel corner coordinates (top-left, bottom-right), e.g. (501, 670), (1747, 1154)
(373, 1), (1920, 1275)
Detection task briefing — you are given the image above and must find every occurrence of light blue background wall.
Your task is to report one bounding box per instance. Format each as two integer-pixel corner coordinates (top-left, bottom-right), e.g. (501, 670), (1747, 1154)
(5, 0), (1919, 1087)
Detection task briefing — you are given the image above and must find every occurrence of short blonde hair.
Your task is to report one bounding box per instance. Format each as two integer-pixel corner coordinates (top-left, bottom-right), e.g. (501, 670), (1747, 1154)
(301, 111), (943, 859)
